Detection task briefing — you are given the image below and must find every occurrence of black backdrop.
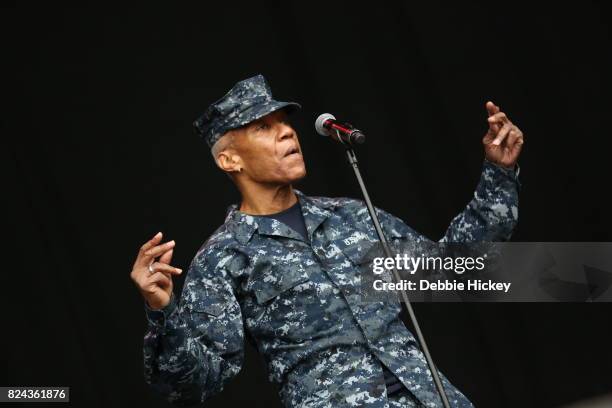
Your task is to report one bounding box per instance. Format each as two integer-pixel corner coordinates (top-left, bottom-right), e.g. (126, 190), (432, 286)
(4, 3), (612, 408)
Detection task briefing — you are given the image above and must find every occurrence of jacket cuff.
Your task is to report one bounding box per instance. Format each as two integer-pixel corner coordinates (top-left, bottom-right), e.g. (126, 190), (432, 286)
(144, 292), (178, 329)
(483, 158), (522, 190)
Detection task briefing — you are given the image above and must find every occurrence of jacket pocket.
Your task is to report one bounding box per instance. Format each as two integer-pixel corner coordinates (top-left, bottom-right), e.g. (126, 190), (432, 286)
(337, 234), (382, 268)
(247, 261), (311, 305)
(337, 223), (409, 267)
(186, 287), (230, 317)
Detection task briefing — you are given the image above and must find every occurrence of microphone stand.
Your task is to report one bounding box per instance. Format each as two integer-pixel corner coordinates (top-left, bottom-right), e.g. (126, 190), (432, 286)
(340, 130), (451, 408)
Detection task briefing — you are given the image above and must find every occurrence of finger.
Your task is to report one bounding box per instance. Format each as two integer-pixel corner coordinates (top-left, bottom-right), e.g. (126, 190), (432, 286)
(486, 101), (500, 116)
(483, 113), (498, 140)
(149, 261), (182, 275)
(488, 120), (501, 135)
(482, 131), (495, 145)
(487, 112), (509, 125)
(135, 232), (163, 266)
(511, 129), (525, 151)
(159, 248), (174, 265)
(143, 240), (176, 259)
(492, 122), (513, 146)
(140, 232), (163, 253)
(506, 128), (521, 149)
(487, 112), (509, 134)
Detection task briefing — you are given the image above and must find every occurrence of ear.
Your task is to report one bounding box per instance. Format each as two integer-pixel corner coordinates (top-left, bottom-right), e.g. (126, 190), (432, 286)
(216, 150), (243, 173)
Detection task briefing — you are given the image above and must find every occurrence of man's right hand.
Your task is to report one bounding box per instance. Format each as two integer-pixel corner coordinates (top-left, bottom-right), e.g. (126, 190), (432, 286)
(130, 232), (183, 310)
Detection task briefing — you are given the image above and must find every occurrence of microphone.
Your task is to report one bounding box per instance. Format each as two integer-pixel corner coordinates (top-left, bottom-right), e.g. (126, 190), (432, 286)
(315, 113), (366, 145)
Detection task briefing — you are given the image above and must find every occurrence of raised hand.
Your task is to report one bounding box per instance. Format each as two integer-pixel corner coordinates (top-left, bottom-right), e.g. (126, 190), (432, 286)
(130, 232), (182, 310)
(482, 101), (524, 169)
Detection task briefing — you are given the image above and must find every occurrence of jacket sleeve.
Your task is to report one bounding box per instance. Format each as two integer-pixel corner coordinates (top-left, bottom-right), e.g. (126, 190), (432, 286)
(142, 247), (245, 406)
(374, 158), (521, 244)
(439, 158), (521, 242)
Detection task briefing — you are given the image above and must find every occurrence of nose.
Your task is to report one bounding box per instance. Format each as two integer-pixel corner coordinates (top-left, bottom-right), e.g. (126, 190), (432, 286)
(277, 121), (296, 141)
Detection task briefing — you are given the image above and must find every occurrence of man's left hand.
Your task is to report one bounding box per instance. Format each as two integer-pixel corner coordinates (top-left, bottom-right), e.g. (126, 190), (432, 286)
(482, 101), (524, 169)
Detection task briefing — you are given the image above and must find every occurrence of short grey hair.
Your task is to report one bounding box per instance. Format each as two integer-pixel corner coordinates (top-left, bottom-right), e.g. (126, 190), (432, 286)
(210, 131), (240, 183)
(210, 131), (237, 165)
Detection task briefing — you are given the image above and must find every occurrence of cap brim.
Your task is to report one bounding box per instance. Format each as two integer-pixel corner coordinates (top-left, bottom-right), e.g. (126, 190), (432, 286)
(231, 100), (302, 131)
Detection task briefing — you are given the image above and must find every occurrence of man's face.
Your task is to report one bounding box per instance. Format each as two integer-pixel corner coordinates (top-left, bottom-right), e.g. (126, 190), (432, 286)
(230, 109), (306, 185)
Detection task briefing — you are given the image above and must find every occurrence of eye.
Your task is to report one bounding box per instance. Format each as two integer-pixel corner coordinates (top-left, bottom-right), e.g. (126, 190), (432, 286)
(257, 123), (270, 131)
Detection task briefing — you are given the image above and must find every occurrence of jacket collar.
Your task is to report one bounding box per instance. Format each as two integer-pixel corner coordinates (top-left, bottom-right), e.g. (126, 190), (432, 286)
(225, 189), (336, 245)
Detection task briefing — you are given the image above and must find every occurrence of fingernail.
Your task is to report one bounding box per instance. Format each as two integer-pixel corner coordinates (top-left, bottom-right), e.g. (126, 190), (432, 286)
(155, 231), (162, 237)
(168, 240), (175, 245)
(176, 268), (182, 273)
(493, 139), (501, 145)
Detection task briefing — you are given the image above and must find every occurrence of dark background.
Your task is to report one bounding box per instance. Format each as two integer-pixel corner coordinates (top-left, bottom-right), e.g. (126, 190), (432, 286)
(4, 3), (612, 407)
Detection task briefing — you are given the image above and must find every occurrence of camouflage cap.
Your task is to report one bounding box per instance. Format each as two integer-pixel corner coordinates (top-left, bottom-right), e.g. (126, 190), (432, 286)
(193, 74), (302, 148)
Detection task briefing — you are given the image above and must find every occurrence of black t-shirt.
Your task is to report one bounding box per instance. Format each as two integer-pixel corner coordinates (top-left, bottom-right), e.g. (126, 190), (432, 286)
(263, 200), (405, 396)
(261, 200), (308, 240)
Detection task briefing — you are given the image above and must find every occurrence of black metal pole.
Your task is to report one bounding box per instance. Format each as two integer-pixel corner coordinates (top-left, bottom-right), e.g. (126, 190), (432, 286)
(344, 145), (452, 408)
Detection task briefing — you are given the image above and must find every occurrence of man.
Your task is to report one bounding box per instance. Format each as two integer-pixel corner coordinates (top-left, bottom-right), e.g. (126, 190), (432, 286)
(130, 74), (523, 407)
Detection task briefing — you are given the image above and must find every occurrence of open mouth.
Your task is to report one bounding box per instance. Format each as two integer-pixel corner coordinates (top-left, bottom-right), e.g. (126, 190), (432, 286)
(284, 146), (300, 157)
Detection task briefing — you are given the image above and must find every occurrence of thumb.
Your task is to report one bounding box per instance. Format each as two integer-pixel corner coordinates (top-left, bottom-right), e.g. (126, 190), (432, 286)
(483, 132), (496, 146)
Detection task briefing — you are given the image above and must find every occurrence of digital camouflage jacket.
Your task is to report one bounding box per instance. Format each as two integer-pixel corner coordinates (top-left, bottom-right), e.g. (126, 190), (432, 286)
(143, 158), (521, 407)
